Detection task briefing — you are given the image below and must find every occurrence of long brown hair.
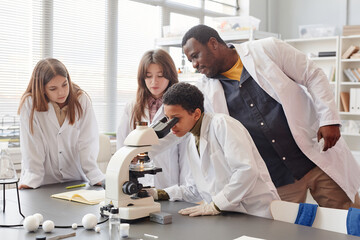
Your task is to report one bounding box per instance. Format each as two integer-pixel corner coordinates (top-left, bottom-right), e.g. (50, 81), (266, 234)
(18, 58), (83, 133)
(132, 49), (178, 128)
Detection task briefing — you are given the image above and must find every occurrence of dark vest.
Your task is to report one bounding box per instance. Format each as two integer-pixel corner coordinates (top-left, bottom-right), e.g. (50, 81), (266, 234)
(218, 67), (315, 187)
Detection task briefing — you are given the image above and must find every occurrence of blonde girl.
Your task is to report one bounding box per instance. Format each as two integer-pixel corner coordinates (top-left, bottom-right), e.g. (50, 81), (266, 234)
(18, 58), (104, 189)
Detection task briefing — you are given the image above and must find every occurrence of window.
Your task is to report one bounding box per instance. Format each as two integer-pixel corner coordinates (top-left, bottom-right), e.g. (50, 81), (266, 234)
(132, 0), (239, 76)
(116, 1), (161, 119)
(0, 0), (161, 134)
(168, 0), (202, 8)
(0, 1), (41, 145)
(169, 13), (200, 72)
(205, 0), (238, 14)
(0, 0), (237, 137)
(52, 0), (107, 131)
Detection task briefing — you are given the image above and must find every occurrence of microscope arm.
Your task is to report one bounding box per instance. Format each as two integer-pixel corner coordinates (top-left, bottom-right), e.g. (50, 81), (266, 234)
(105, 145), (151, 207)
(105, 117), (178, 210)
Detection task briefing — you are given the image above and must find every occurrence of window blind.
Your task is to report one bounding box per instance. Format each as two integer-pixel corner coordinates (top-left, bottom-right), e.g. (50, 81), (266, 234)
(116, 0), (161, 128)
(0, 0), (161, 133)
(0, 1), (41, 142)
(0, 0), (233, 135)
(52, 0), (107, 131)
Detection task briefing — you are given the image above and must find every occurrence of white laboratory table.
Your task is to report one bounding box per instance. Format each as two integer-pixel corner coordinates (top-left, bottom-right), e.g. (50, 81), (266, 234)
(1, 181), (359, 240)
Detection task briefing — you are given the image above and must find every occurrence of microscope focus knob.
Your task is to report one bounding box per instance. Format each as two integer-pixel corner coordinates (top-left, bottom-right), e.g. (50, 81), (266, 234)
(122, 181), (138, 195)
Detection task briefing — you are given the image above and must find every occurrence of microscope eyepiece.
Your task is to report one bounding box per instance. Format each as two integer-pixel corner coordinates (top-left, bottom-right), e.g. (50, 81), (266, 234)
(152, 117), (179, 139)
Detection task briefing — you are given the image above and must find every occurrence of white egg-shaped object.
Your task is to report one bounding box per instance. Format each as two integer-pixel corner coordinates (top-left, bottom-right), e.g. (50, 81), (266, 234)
(82, 213), (97, 230)
(72, 223), (78, 229)
(33, 213), (44, 225)
(42, 220), (55, 233)
(23, 215), (39, 232)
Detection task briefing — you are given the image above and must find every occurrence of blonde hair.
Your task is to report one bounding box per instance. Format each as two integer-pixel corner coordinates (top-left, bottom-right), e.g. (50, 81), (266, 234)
(132, 49), (178, 128)
(18, 58), (83, 133)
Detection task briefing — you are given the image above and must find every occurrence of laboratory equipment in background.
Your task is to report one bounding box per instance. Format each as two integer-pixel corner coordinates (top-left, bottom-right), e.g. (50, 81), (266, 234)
(0, 114), (20, 148)
(120, 223), (130, 238)
(0, 142), (24, 217)
(109, 208), (121, 240)
(102, 117), (178, 221)
(0, 142), (16, 180)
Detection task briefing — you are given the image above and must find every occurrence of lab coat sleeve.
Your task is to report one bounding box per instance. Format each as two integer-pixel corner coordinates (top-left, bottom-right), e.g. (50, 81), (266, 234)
(164, 184), (202, 203)
(271, 38), (340, 126)
(19, 99), (46, 188)
(164, 135), (202, 203)
(116, 101), (134, 150)
(211, 117), (260, 212)
(77, 94), (105, 185)
(147, 132), (184, 159)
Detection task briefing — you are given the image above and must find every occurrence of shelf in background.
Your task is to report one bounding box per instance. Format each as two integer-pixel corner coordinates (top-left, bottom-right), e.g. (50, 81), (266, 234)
(341, 59), (360, 63)
(285, 36), (360, 152)
(340, 112), (360, 116)
(155, 30), (280, 47)
(340, 82), (360, 85)
(285, 36), (339, 43)
(342, 132), (360, 137)
(341, 35), (360, 39)
(310, 57), (336, 61)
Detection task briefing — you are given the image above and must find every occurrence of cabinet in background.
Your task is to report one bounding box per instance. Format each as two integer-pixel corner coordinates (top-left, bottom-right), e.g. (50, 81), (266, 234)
(285, 37), (339, 102)
(338, 35), (360, 152)
(285, 36), (360, 154)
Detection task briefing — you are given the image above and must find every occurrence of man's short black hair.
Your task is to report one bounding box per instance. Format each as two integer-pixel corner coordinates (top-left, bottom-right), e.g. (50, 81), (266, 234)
(163, 82), (204, 113)
(181, 24), (226, 47)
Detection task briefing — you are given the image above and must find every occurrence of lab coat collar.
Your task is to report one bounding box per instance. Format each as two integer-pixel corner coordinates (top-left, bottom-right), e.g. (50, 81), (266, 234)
(228, 42), (249, 56)
(233, 43), (259, 85)
(47, 102), (69, 131)
(199, 113), (211, 158)
(148, 105), (165, 127)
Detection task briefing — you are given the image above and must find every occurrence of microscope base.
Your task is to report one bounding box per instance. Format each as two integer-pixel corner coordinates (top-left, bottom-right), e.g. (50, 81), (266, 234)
(119, 202), (161, 220)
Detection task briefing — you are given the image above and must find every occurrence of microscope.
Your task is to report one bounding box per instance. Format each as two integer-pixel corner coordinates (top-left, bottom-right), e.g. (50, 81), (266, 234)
(102, 117), (178, 221)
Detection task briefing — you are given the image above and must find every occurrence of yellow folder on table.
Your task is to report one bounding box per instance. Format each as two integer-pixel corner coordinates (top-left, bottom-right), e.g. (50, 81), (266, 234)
(51, 189), (105, 205)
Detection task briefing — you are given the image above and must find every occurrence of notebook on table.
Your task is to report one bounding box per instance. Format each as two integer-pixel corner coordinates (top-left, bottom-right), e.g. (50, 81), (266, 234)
(51, 189), (105, 205)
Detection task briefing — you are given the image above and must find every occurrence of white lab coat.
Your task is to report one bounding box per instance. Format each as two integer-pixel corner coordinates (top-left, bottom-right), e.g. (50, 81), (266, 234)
(197, 37), (360, 202)
(175, 113), (279, 218)
(19, 94), (105, 188)
(116, 100), (191, 191)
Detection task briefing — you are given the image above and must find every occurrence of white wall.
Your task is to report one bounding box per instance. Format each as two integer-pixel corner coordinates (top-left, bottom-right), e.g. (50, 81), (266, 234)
(248, 0), (269, 31)
(348, 0), (360, 25)
(247, 0), (360, 39)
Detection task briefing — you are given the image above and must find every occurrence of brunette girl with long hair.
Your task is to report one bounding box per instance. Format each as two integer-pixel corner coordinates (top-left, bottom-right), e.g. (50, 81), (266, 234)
(116, 49), (195, 200)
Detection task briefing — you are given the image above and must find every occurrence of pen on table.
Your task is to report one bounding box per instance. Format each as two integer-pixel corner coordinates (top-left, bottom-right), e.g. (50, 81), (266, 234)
(65, 184), (86, 189)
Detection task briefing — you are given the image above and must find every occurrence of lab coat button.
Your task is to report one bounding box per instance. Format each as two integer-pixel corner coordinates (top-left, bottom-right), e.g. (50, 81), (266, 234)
(59, 151), (62, 154)
(271, 139), (275, 143)
(250, 103), (254, 107)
